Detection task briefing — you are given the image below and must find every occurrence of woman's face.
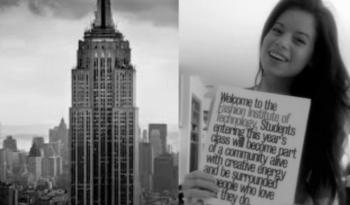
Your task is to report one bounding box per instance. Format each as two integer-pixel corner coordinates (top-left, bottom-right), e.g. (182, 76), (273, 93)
(260, 9), (316, 79)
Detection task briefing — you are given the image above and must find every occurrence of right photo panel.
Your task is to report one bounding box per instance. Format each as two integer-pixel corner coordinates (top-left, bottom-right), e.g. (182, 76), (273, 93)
(179, 0), (350, 205)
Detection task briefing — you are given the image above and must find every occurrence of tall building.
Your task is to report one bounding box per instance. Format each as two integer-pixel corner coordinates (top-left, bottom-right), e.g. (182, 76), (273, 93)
(0, 147), (22, 183)
(70, 0), (138, 204)
(139, 142), (152, 193)
(0, 182), (18, 205)
(49, 118), (69, 163)
(32, 137), (45, 151)
(49, 119), (69, 168)
(153, 153), (177, 193)
(42, 156), (63, 178)
(3, 136), (17, 152)
(148, 124), (167, 156)
(49, 118), (68, 145)
(142, 129), (148, 142)
(0, 149), (8, 182)
(28, 142), (42, 181)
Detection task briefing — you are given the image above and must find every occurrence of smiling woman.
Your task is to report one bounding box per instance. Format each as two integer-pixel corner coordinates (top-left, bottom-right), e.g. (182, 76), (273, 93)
(260, 9), (316, 79)
(181, 0), (350, 204)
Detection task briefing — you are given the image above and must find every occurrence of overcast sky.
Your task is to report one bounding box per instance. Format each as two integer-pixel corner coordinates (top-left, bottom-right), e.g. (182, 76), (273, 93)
(0, 0), (178, 130)
(180, 0), (350, 87)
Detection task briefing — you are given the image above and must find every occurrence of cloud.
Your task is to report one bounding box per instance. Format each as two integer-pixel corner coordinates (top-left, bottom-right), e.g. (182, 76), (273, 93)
(0, 0), (21, 8)
(27, 0), (94, 19)
(115, 0), (178, 26)
(25, 0), (177, 27)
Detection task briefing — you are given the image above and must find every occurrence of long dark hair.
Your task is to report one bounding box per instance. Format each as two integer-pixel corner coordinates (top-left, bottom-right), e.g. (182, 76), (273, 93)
(256, 0), (350, 204)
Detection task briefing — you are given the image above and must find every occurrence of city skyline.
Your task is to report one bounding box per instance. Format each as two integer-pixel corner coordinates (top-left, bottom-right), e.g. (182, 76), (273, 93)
(0, 0), (178, 130)
(0, 118), (70, 204)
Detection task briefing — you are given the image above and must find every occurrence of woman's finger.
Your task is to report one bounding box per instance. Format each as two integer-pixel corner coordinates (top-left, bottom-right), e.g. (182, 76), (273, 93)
(183, 177), (219, 194)
(185, 170), (216, 184)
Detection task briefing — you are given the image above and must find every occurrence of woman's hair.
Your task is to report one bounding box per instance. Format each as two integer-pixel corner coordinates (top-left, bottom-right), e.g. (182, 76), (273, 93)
(256, 0), (350, 203)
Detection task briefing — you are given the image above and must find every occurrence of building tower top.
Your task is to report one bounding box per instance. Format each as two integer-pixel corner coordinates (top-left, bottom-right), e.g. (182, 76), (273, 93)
(85, 0), (123, 39)
(93, 0), (114, 28)
(29, 142), (41, 157)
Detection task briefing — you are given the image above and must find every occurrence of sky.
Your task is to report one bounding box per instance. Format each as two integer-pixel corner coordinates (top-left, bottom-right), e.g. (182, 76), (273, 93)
(180, 0), (350, 87)
(0, 0), (178, 132)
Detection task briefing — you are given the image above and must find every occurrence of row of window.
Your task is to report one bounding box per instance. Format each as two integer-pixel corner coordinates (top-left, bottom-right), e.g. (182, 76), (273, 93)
(79, 41), (130, 51)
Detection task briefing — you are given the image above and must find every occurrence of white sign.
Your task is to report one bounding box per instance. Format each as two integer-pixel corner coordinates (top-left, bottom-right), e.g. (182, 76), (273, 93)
(199, 86), (310, 205)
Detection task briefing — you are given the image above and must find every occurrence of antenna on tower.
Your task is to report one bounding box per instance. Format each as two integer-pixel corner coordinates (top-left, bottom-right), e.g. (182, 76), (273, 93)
(93, 0), (115, 28)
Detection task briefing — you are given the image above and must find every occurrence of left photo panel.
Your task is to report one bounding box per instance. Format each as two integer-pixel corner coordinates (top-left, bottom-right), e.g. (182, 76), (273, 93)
(0, 0), (179, 204)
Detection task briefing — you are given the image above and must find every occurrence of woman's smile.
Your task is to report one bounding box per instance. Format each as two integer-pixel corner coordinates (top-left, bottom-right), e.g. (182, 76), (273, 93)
(268, 50), (289, 62)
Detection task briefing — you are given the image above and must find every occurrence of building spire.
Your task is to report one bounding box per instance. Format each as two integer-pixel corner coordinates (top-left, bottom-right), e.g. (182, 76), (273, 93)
(93, 0), (114, 28)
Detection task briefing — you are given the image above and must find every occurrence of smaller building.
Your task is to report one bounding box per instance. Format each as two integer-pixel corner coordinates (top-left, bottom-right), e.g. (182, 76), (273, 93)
(42, 156), (63, 178)
(153, 153), (177, 193)
(139, 142), (153, 193)
(32, 137), (45, 150)
(0, 148), (22, 183)
(0, 181), (19, 205)
(36, 189), (69, 205)
(28, 142), (43, 181)
(149, 124), (167, 156)
(3, 136), (18, 152)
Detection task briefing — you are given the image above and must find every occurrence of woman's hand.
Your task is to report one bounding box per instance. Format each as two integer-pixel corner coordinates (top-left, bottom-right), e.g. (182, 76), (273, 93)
(182, 170), (219, 204)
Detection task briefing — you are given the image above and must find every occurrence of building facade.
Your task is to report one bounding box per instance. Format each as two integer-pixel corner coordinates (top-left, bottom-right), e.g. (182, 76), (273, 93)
(32, 137), (45, 151)
(0, 149), (8, 182)
(179, 72), (213, 184)
(3, 136), (17, 152)
(153, 153), (177, 193)
(0, 182), (18, 205)
(49, 118), (69, 164)
(148, 124), (167, 157)
(28, 142), (42, 181)
(49, 118), (68, 145)
(70, 0), (138, 204)
(139, 142), (152, 193)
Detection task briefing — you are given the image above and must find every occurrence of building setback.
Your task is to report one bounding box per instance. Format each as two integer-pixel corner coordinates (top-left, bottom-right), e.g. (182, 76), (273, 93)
(70, 0), (138, 204)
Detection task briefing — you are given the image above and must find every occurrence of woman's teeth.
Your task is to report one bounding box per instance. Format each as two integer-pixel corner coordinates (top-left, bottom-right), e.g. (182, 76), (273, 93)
(269, 51), (288, 62)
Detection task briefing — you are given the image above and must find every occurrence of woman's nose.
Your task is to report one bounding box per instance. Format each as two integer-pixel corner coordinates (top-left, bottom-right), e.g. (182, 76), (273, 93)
(274, 34), (291, 50)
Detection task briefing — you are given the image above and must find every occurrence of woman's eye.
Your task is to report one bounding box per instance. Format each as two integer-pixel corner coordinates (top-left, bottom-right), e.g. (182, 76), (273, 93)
(295, 38), (306, 45)
(272, 27), (282, 34)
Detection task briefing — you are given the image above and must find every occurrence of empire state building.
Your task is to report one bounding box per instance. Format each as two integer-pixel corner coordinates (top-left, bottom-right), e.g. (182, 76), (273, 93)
(70, 0), (138, 204)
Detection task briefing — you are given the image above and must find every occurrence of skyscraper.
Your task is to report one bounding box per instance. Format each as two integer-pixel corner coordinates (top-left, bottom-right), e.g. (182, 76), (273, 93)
(49, 118), (68, 145)
(149, 124), (167, 156)
(0, 182), (18, 205)
(153, 153), (177, 193)
(49, 118), (69, 172)
(32, 137), (45, 150)
(3, 136), (17, 152)
(28, 142), (42, 181)
(70, 0), (138, 204)
(0, 149), (8, 182)
(139, 142), (152, 193)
